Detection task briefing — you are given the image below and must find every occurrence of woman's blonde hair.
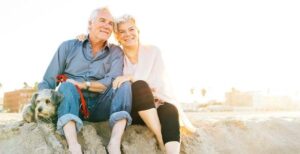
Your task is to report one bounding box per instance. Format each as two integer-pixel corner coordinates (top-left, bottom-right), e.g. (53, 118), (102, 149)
(114, 14), (137, 33)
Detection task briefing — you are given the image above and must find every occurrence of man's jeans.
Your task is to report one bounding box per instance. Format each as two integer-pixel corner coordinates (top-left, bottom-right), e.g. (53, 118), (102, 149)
(56, 82), (132, 135)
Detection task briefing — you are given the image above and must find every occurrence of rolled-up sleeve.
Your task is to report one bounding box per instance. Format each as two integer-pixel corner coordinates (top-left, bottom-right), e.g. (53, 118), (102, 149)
(98, 46), (124, 87)
(38, 41), (71, 90)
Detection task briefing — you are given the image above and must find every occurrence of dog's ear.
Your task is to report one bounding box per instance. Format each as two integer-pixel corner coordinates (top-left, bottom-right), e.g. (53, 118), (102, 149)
(22, 104), (35, 123)
(30, 92), (39, 107)
(51, 90), (64, 104)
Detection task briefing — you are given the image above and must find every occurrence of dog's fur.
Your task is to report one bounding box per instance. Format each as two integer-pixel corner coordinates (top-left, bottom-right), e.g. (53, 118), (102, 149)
(22, 89), (63, 123)
(21, 89), (66, 152)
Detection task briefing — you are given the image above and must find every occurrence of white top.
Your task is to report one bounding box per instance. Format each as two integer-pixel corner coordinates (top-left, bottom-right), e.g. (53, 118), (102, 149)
(123, 45), (196, 132)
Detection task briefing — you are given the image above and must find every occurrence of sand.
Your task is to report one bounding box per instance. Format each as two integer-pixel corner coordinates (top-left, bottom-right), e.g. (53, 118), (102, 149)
(1, 112), (300, 154)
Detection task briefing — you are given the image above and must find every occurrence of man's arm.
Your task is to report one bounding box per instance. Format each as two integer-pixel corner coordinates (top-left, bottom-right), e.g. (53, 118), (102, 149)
(69, 80), (107, 93)
(96, 46), (124, 92)
(65, 46), (123, 93)
(38, 41), (70, 90)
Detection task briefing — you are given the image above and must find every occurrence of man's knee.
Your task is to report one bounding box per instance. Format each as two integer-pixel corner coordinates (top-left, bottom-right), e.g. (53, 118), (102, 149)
(109, 111), (132, 128)
(111, 81), (132, 113)
(58, 82), (77, 93)
(118, 81), (131, 90)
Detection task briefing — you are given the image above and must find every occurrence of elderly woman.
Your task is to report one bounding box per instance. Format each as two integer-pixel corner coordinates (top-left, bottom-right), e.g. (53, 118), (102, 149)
(112, 15), (196, 154)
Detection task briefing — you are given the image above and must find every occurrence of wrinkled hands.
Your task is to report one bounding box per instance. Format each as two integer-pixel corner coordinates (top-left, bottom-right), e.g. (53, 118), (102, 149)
(113, 75), (133, 89)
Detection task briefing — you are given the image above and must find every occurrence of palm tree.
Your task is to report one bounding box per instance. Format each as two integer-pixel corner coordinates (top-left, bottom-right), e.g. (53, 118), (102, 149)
(23, 82), (29, 89)
(201, 88), (207, 97)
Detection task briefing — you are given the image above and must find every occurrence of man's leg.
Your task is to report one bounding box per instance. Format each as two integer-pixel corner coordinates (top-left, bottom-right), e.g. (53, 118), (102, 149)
(63, 121), (82, 154)
(107, 119), (127, 154)
(57, 82), (83, 154)
(107, 81), (132, 154)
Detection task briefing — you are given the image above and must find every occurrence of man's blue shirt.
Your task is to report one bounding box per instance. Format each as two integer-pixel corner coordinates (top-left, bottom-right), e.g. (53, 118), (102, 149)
(38, 39), (123, 90)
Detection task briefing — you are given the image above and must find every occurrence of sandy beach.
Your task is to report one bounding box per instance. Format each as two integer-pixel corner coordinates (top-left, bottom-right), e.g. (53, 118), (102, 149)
(1, 111), (300, 154)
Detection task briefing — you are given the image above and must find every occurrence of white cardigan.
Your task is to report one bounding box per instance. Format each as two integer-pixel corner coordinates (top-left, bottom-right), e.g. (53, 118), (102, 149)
(123, 45), (196, 133)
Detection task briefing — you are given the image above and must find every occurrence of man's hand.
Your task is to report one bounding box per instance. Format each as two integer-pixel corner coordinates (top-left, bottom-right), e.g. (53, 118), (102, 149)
(66, 79), (86, 89)
(113, 75), (132, 89)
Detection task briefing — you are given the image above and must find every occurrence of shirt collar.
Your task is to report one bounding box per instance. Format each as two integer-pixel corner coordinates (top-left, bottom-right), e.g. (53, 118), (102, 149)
(83, 34), (110, 52)
(82, 35), (110, 61)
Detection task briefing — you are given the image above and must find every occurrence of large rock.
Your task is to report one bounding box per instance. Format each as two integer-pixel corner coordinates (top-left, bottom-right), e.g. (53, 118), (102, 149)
(1, 117), (300, 154)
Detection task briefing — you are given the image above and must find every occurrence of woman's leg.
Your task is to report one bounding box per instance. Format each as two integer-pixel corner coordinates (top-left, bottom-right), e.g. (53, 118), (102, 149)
(138, 109), (165, 150)
(157, 103), (180, 154)
(131, 80), (165, 150)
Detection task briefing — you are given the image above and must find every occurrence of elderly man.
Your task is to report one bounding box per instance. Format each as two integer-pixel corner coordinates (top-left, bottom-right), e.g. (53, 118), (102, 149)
(38, 7), (131, 154)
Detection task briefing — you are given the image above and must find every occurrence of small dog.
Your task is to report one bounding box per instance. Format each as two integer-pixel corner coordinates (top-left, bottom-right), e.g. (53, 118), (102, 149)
(21, 89), (66, 152)
(22, 89), (63, 123)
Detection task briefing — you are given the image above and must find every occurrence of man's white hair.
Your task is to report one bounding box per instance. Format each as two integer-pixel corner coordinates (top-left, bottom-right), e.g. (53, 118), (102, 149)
(89, 7), (111, 22)
(114, 14), (136, 32)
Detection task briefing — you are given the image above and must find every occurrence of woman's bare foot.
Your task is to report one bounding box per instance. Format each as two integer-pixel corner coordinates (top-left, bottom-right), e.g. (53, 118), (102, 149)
(157, 142), (166, 153)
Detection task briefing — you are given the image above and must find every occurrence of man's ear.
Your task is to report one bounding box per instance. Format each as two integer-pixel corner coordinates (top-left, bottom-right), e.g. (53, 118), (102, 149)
(88, 20), (92, 31)
(51, 90), (64, 104)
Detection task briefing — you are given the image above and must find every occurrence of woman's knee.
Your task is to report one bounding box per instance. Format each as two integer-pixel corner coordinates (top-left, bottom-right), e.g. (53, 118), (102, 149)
(131, 80), (155, 111)
(131, 80), (153, 101)
(132, 80), (150, 91)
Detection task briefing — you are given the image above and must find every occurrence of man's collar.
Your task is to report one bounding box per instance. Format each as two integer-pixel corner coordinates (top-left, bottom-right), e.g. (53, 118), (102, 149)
(84, 35), (110, 51)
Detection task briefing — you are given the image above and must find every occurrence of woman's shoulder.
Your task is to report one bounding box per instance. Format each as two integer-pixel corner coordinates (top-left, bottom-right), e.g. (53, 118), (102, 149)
(140, 45), (161, 55)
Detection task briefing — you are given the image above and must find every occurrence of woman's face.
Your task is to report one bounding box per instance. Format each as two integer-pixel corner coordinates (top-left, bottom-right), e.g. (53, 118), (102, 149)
(116, 20), (139, 47)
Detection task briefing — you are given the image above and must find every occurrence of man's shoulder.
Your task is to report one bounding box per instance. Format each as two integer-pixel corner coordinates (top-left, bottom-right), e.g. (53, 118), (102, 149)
(57, 39), (83, 55)
(60, 39), (82, 48)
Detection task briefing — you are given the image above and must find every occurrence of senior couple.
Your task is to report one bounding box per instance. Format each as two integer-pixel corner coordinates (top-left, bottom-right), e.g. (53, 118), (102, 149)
(38, 7), (196, 154)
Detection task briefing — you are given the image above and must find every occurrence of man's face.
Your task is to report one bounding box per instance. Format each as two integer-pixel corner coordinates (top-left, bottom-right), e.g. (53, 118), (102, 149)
(89, 10), (114, 41)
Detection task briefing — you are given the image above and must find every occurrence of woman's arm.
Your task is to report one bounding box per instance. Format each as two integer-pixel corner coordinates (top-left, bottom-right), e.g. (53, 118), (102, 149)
(112, 75), (134, 89)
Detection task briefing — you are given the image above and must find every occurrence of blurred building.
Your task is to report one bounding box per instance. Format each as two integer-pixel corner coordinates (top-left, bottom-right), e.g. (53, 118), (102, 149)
(0, 97), (3, 112)
(225, 88), (254, 106)
(253, 95), (296, 110)
(3, 88), (36, 112)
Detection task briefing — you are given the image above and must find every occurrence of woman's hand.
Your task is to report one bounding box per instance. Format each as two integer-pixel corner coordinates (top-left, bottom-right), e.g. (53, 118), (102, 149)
(113, 75), (132, 89)
(76, 34), (87, 42)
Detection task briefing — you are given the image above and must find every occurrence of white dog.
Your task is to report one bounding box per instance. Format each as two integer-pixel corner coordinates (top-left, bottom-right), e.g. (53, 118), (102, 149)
(21, 89), (66, 151)
(22, 89), (63, 123)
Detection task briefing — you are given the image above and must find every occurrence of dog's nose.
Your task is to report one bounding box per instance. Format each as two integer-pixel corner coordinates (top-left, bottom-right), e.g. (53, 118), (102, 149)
(38, 107), (43, 112)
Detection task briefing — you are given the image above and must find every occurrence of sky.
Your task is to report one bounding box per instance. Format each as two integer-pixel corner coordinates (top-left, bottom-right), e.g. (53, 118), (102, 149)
(0, 0), (300, 101)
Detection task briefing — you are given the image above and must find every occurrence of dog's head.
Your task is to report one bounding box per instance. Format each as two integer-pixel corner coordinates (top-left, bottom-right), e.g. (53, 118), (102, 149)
(30, 89), (63, 122)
